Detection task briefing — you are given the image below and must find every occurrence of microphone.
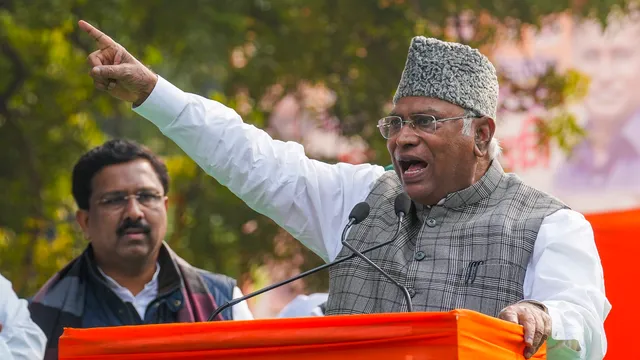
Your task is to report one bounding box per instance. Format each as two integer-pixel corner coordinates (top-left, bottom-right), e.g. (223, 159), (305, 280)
(207, 193), (412, 321)
(394, 191), (412, 220)
(340, 198), (414, 313)
(347, 201), (371, 225)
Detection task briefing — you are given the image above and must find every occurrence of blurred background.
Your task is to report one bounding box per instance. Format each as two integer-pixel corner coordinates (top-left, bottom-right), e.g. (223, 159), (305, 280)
(0, 0), (637, 318)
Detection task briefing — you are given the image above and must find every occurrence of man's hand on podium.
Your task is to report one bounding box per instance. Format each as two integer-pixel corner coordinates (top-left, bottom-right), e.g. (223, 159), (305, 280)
(498, 301), (551, 359)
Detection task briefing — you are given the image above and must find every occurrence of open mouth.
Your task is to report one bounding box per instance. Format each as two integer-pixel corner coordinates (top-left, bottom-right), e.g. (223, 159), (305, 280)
(398, 159), (428, 176)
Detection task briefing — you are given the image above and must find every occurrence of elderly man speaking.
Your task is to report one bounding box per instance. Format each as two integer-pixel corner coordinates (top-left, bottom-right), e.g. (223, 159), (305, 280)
(78, 20), (609, 359)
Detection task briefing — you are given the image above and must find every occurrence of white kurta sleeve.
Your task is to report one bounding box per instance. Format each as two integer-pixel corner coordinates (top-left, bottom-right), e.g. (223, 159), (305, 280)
(134, 76), (385, 262)
(0, 274), (47, 360)
(523, 209), (611, 359)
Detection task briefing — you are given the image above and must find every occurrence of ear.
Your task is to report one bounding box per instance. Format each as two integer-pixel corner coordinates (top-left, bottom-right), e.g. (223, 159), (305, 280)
(76, 210), (91, 241)
(163, 196), (168, 211)
(473, 116), (496, 157)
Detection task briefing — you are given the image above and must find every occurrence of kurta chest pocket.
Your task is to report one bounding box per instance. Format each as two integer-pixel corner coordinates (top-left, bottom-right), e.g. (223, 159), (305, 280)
(455, 262), (526, 317)
(463, 263), (521, 286)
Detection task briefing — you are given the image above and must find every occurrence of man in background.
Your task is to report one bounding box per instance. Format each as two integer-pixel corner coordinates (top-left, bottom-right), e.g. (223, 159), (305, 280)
(29, 139), (252, 360)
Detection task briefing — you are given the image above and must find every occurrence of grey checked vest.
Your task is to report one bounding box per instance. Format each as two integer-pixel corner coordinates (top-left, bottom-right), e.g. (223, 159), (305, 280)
(326, 161), (567, 317)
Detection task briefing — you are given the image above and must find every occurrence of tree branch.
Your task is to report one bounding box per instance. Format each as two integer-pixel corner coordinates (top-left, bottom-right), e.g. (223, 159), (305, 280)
(3, 115), (45, 293)
(0, 0), (14, 11)
(0, 41), (27, 111)
(0, 40), (42, 293)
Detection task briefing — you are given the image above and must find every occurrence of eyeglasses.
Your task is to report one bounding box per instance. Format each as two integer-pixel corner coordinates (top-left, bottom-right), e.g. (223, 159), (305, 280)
(376, 114), (471, 139)
(96, 192), (165, 210)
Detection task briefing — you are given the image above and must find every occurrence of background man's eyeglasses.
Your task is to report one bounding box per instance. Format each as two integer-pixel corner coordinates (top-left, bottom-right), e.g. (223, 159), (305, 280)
(96, 192), (165, 210)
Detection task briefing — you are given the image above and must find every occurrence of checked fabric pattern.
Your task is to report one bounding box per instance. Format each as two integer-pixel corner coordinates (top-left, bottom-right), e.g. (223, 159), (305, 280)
(326, 161), (567, 317)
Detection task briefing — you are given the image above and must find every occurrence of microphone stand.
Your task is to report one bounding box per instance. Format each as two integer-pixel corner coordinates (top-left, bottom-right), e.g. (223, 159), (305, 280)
(207, 218), (405, 321)
(340, 224), (414, 313)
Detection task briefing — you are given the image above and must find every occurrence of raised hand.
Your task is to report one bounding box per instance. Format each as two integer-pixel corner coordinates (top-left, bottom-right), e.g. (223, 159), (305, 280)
(79, 20), (158, 105)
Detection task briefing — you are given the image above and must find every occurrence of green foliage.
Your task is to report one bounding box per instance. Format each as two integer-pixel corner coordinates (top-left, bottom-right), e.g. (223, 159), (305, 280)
(0, 0), (625, 297)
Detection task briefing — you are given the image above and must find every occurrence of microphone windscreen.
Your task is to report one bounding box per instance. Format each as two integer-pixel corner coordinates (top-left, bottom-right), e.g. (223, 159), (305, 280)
(349, 202), (371, 224)
(394, 193), (412, 217)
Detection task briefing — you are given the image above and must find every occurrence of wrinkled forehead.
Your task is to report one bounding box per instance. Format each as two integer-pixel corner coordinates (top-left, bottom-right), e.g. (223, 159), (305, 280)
(390, 96), (466, 117)
(91, 159), (164, 197)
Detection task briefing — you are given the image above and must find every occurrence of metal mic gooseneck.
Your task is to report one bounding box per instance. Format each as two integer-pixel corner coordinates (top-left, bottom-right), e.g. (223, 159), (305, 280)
(207, 194), (413, 321)
(340, 211), (414, 312)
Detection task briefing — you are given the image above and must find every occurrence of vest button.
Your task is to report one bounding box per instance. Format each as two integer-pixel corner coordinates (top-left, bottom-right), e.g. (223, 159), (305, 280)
(426, 218), (437, 227)
(414, 251), (426, 261)
(174, 300), (182, 307)
(408, 288), (416, 298)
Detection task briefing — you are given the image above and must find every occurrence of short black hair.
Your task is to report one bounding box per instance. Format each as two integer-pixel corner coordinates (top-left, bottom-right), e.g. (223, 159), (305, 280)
(72, 139), (170, 210)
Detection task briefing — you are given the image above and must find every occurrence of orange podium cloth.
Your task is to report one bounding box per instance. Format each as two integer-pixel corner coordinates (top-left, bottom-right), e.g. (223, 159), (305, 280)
(59, 309), (544, 360)
(586, 209), (640, 360)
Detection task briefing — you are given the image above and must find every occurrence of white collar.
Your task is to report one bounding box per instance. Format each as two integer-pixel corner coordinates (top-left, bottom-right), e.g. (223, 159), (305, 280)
(97, 262), (161, 295)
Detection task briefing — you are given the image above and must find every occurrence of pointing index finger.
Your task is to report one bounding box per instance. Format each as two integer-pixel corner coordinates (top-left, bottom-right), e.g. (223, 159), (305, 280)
(78, 20), (116, 49)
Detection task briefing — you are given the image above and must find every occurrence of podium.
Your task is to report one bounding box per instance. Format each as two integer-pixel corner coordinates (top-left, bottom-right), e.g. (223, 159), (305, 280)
(58, 309), (545, 359)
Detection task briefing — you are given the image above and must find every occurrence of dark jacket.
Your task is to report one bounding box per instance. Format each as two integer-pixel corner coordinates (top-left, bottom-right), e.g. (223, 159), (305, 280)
(29, 243), (235, 360)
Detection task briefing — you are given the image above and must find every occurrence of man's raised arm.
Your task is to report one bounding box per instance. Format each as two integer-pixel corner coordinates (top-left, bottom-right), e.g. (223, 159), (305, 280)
(78, 20), (385, 262)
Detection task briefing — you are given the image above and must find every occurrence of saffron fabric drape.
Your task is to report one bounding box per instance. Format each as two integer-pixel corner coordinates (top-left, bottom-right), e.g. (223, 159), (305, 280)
(59, 309), (545, 359)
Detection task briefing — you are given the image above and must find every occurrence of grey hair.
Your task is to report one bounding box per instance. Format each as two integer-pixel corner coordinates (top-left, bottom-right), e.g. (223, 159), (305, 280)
(462, 109), (502, 160)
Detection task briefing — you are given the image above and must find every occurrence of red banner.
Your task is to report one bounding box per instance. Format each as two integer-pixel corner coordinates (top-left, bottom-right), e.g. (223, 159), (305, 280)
(587, 209), (640, 359)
